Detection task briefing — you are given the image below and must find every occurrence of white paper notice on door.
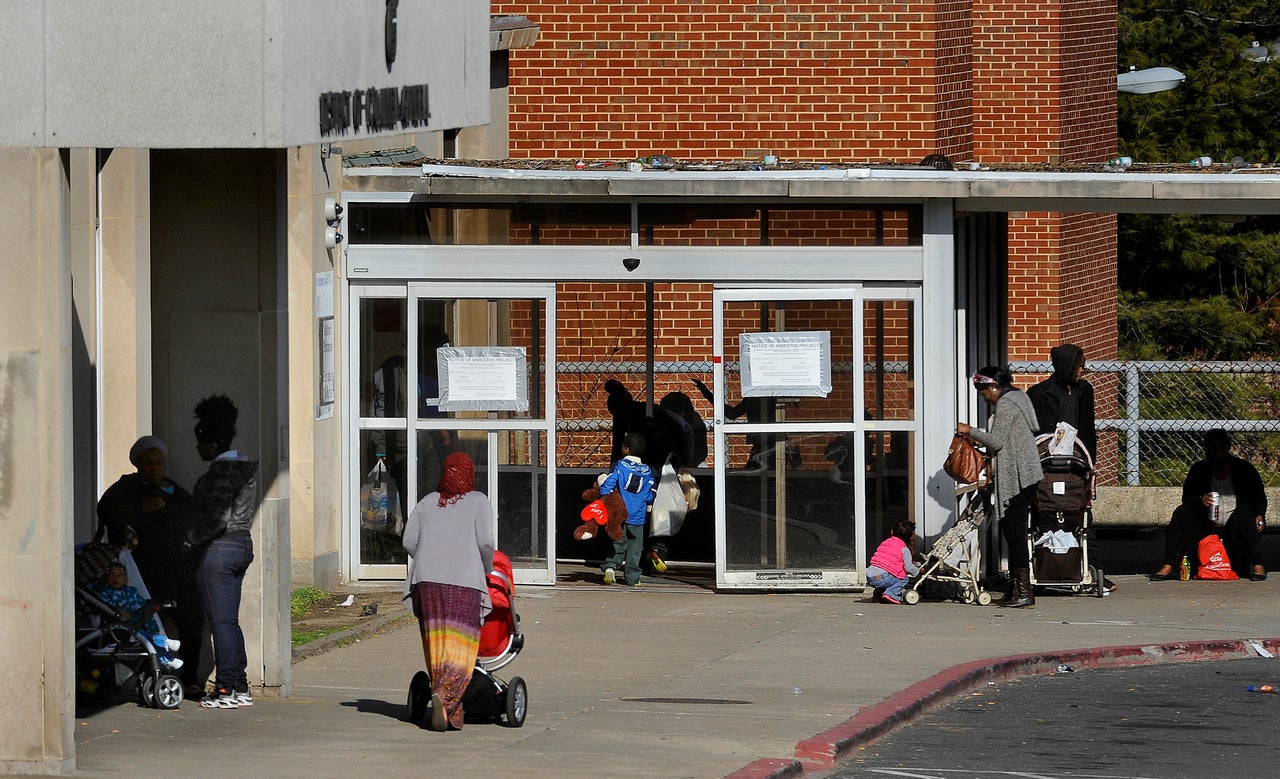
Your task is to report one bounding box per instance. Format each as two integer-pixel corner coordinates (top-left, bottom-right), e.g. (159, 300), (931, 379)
(739, 331), (832, 398)
(437, 347), (529, 412)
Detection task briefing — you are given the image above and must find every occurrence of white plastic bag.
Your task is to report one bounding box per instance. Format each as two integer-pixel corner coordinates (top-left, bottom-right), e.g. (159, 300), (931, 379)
(1049, 422), (1078, 456)
(650, 460), (688, 538)
(1033, 529), (1079, 554)
(360, 459), (403, 534)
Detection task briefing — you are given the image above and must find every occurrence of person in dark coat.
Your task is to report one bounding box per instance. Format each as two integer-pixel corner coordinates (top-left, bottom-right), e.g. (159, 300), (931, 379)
(1151, 429), (1267, 581)
(1027, 343), (1095, 460)
(97, 435), (205, 693)
(1026, 343), (1115, 592)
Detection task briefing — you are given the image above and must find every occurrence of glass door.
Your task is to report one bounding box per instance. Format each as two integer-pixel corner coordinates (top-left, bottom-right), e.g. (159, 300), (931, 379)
(711, 286), (921, 589)
(351, 283), (556, 584)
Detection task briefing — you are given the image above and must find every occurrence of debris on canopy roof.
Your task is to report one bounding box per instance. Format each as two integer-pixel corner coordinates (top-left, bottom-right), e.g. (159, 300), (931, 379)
(344, 147), (1280, 174)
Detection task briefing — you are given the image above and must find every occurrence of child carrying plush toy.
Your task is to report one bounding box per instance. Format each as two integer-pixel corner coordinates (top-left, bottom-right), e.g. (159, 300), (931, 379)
(599, 433), (656, 587)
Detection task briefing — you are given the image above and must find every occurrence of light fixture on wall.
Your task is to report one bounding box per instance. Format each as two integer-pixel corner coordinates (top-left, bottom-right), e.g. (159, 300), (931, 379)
(324, 197), (344, 250)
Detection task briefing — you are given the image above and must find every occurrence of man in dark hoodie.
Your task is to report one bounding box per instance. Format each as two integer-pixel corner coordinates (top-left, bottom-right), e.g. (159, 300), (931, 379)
(1027, 344), (1095, 460)
(1027, 344), (1115, 592)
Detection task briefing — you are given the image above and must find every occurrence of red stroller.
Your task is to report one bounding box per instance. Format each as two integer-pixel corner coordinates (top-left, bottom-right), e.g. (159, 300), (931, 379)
(406, 550), (528, 728)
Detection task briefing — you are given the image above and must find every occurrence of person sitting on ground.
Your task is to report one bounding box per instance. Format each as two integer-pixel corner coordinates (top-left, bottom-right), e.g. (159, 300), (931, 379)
(1151, 429), (1267, 582)
(866, 519), (921, 605)
(94, 562), (182, 669)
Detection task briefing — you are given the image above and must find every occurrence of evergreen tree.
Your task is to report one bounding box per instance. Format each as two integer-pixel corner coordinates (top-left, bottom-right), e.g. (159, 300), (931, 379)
(1118, 1), (1280, 360)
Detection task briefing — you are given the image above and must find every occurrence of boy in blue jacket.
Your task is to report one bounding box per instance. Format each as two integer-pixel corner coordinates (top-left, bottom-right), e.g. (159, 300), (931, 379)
(600, 433), (657, 586)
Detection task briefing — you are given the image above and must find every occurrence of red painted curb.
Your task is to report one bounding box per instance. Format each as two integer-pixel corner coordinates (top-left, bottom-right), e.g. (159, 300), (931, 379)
(731, 636), (1280, 777)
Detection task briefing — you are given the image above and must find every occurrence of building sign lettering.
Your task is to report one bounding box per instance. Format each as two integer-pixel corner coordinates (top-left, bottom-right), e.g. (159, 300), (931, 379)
(318, 84), (430, 137)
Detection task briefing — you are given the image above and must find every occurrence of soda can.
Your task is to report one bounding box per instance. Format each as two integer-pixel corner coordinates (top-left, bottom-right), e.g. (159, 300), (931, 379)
(1209, 491), (1221, 524)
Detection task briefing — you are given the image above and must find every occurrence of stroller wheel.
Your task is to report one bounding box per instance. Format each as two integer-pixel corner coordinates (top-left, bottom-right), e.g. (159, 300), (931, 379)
(903, 590), (921, 605)
(407, 671), (431, 724)
(976, 591), (993, 606)
(502, 676), (528, 728)
(141, 674), (184, 709)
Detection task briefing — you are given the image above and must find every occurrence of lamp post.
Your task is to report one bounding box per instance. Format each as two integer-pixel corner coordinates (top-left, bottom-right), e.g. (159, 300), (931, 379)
(1117, 66), (1186, 94)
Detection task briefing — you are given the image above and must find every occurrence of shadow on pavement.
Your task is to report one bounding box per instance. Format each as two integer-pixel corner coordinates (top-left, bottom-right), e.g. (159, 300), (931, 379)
(340, 698), (409, 722)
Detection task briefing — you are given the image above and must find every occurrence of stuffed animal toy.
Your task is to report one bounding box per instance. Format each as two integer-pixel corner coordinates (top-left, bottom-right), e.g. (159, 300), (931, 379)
(573, 476), (628, 542)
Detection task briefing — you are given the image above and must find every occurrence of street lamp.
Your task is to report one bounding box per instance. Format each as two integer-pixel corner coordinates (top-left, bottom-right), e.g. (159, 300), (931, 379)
(1117, 66), (1186, 94)
(1242, 41), (1279, 63)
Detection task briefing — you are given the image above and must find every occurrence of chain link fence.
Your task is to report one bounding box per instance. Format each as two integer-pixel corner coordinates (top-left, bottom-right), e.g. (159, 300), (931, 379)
(1011, 361), (1280, 488)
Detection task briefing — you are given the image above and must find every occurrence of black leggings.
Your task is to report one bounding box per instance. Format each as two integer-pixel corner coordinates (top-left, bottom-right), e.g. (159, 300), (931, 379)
(999, 484), (1038, 570)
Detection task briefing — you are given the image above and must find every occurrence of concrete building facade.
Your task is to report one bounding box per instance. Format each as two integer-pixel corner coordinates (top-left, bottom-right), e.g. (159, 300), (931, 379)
(0, 1), (513, 772)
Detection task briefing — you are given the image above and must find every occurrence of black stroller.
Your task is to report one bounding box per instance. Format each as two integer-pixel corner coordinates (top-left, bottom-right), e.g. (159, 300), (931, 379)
(74, 543), (185, 709)
(1026, 432), (1104, 597)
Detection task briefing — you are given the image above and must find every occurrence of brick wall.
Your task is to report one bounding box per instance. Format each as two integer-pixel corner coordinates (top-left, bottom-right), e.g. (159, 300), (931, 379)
(493, 0), (1121, 395)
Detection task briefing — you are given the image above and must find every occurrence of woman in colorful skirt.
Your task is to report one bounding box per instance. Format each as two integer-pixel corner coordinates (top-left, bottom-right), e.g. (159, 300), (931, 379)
(402, 452), (496, 731)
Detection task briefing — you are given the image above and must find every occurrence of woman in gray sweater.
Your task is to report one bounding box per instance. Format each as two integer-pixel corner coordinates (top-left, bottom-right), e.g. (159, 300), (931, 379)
(402, 451), (496, 730)
(957, 367), (1044, 608)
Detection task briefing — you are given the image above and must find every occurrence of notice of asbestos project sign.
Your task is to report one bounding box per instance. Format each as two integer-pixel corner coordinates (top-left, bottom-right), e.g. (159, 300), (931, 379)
(739, 331), (832, 398)
(436, 347), (528, 412)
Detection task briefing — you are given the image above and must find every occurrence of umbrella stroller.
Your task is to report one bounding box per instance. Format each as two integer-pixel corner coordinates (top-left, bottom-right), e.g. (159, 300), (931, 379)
(903, 482), (994, 605)
(406, 550), (528, 728)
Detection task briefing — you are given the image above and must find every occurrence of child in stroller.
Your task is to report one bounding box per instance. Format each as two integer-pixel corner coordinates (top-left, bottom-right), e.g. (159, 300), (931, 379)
(94, 562), (183, 669)
(406, 550), (527, 728)
(76, 547), (186, 709)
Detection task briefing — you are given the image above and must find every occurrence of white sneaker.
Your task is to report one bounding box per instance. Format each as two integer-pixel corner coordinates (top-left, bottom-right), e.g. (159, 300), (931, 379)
(165, 637), (181, 652)
(162, 657), (184, 670)
(232, 689), (253, 707)
(200, 690), (239, 709)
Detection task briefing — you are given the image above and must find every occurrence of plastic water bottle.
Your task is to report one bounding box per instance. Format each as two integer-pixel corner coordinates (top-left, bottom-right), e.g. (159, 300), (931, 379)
(1191, 156), (1212, 167)
(1180, 556), (1191, 581)
(1104, 156), (1132, 171)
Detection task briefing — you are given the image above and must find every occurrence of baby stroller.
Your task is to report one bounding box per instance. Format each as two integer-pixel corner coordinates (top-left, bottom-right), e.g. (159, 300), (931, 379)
(406, 550), (528, 728)
(1027, 432), (1104, 597)
(903, 482), (994, 605)
(74, 542), (185, 709)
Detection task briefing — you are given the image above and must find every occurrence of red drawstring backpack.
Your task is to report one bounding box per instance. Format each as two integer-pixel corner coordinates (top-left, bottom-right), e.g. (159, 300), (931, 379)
(1194, 535), (1239, 580)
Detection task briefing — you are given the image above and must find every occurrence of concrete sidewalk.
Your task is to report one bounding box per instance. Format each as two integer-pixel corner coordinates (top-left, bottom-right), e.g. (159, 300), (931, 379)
(69, 575), (1280, 778)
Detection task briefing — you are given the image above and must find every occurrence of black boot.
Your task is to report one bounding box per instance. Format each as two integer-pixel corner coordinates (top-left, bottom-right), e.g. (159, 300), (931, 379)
(999, 568), (1035, 609)
(993, 573), (1016, 606)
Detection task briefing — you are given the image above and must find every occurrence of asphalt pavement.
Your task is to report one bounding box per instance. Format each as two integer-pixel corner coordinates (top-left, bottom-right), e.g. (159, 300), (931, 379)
(829, 656), (1280, 779)
(65, 572), (1280, 779)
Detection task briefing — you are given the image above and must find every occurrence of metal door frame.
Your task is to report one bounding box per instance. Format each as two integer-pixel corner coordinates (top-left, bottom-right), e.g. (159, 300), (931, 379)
(711, 284), (923, 590)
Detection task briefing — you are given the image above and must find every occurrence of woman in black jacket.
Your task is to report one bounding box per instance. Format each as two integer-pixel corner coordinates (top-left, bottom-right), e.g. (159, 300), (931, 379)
(1151, 429), (1266, 581)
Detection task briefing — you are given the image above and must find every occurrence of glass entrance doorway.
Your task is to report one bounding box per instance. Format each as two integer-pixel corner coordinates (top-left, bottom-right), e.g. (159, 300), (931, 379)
(350, 283), (556, 584)
(712, 287), (921, 589)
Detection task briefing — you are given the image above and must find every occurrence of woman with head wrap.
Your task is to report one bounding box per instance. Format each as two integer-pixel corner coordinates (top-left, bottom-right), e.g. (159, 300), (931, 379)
(96, 434), (205, 695)
(957, 366), (1044, 608)
(402, 452), (496, 730)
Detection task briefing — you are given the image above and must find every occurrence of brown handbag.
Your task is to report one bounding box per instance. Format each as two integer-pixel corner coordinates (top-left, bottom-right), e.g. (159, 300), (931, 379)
(944, 433), (989, 484)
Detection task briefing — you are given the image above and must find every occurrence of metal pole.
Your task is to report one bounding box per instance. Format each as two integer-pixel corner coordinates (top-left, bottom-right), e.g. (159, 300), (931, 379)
(646, 283), (655, 416)
(1125, 362), (1141, 486)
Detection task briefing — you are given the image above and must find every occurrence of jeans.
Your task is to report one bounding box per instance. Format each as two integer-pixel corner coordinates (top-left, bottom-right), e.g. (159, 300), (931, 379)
(197, 534), (254, 692)
(867, 569), (908, 600)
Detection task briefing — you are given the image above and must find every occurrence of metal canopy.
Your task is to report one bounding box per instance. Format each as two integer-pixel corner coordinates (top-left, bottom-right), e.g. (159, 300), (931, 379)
(342, 163), (1280, 215)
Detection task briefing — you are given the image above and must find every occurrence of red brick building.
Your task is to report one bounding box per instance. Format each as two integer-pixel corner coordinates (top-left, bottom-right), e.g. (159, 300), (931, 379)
(491, 0), (1119, 364)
